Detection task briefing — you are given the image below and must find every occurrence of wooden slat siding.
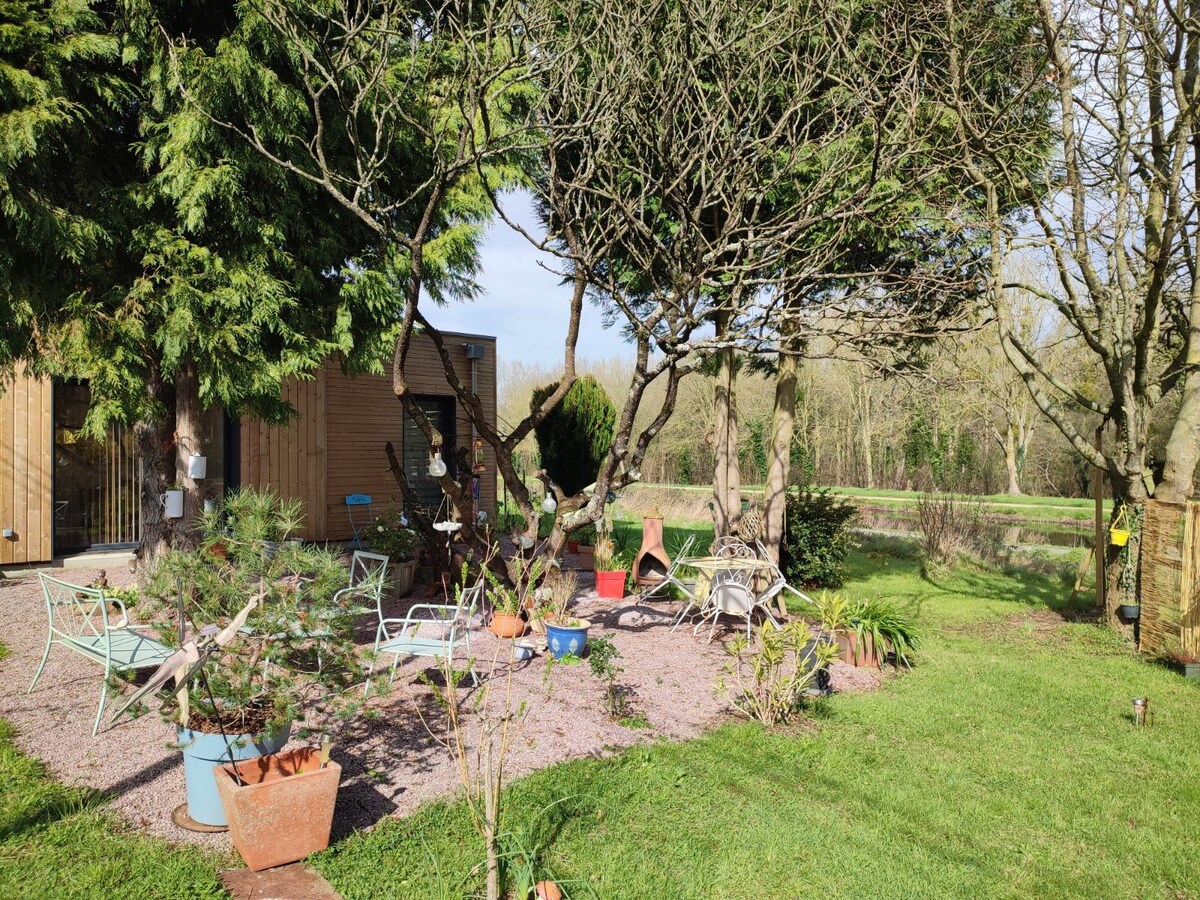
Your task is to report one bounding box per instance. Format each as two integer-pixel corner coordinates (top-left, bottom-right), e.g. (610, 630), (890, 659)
(322, 334), (498, 539)
(0, 369), (52, 564)
(237, 370), (327, 540)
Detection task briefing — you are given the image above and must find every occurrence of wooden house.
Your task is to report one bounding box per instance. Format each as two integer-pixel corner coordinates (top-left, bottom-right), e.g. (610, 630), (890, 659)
(0, 332), (496, 565)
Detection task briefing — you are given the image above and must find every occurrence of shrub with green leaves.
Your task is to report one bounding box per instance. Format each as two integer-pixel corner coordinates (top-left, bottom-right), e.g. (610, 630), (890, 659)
(369, 507), (420, 560)
(531, 375), (617, 496)
(716, 622), (839, 725)
(780, 487), (858, 588)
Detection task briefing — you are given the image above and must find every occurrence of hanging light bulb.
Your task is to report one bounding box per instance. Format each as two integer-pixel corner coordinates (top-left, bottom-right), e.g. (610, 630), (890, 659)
(542, 494), (558, 514)
(428, 449), (447, 478)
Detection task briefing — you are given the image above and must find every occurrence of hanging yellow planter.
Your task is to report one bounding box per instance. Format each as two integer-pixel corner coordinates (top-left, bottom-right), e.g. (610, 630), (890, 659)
(1109, 505), (1131, 547)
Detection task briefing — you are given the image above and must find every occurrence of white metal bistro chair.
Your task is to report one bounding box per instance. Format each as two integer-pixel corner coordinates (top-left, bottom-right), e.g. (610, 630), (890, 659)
(29, 573), (174, 735)
(712, 535), (755, 559)
(639, 534), (696, 602)
(753, 540), (817, 613)
(366, 576), (484, 694)
(694, 565), (781, 642)
(333, 550), (391, 615)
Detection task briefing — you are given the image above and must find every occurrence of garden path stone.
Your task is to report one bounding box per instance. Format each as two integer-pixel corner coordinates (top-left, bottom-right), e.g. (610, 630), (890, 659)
(220, 863), (342, 900)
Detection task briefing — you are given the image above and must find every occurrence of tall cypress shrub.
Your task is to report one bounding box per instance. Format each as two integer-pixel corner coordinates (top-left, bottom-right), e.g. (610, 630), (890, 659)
(531, 375), (617, 495)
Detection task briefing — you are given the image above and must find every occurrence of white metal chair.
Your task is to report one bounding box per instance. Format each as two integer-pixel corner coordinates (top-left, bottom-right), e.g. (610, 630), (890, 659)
(639, 534), (696, 602)
(366, 576), (484, 693)
(753, 540), (816, 612)
(29, 573), (174, 735)
(712, 536), (754, 559)
(694, 566), (781, 642)
(334, 550), (391, 615)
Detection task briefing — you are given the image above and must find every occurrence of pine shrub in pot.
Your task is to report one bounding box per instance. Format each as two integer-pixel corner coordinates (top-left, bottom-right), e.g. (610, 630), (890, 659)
(142, 489), (364, 828)
(780, 487), (857, 589)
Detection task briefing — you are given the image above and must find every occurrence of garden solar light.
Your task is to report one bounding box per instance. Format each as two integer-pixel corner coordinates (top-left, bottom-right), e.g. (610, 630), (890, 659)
(427, 448), (447, 478)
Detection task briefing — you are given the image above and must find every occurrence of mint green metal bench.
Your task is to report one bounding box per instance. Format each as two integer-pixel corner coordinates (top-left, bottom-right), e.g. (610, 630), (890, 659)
(29, 573), (174, 736)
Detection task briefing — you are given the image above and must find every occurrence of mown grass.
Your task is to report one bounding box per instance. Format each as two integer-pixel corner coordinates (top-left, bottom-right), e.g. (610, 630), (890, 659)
(312, 540), (1200, 899)
(0, 644), (227, 900)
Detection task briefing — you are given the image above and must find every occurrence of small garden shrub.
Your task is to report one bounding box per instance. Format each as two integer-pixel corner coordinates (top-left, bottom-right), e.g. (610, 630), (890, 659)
(780, 487), (857, 588)
(914, 491), (987, 570)
(716, 622), (839, 725)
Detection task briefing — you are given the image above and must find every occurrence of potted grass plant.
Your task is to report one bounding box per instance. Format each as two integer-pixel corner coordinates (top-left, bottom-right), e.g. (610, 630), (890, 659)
(544, 567), (591, 659)
(486, 555), (542, 638)
(592, 537), (626, 600)
(142, 489), (364, 833)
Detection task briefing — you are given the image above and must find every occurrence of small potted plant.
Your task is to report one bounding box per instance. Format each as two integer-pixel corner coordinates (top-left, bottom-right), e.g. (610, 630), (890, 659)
(485, 556), (542, 639)
(592, 537), (626, 600)
(575, 523), (597, 570)
(142, 489), (364, 833)
(369, 508), (420, 597)
(531, 570), (577, 635)
(541, 560), (589, 657)
(1163, 643), (1200, 679)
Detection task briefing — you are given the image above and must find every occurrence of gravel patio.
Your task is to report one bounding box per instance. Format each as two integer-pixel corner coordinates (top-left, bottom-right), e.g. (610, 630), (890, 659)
(0, 558), (880, 850)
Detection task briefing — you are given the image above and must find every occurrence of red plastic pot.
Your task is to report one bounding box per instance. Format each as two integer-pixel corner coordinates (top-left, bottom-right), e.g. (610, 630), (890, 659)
(594, 569), (627, 600)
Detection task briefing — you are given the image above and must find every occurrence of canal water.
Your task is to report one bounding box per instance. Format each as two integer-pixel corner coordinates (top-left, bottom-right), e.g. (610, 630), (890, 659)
(854, 508), (1093, 550)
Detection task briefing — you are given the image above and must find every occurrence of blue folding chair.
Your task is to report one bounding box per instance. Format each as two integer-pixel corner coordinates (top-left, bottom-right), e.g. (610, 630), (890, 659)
(345, 494), (373, 548)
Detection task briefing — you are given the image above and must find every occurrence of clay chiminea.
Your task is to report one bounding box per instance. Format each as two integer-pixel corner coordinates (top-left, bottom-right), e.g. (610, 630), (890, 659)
(633, 508), (671, 589)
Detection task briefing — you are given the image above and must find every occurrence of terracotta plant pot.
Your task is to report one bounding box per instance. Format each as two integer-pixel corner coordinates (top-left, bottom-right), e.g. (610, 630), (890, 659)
(390, 558), (417, 598)
(594, 569), (626, 600)
(178, 724), (291, 828)
(214, 746), (341, 872)
(490, 612), (526, 638)
(837, 631), (880, 669)
(577, 545), (595, 571)
(568, 539), (580, 554)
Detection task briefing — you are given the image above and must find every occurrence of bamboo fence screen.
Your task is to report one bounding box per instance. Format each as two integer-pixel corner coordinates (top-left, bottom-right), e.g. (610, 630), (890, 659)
(1139, 499), (1200, 656)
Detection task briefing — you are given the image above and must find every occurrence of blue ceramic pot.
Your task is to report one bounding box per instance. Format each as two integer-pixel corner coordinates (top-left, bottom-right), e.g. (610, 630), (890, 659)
(177, 723), (291, 827)
(545, 620), (590, 659)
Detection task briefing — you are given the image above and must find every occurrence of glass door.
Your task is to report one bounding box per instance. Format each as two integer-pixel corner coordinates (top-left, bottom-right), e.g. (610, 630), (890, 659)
(402, 396), (455, 512)
(53, 381), (140, 554)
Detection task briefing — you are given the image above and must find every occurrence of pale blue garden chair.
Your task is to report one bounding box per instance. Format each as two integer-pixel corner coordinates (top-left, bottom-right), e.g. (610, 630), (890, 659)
(366, 576), (484, 693)
(29, 573), (174, 736)
(344, 494), (373, 548)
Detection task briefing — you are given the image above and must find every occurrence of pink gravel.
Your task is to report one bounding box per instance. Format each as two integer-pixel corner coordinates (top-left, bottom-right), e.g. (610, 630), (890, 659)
(0, 561), (878, 849)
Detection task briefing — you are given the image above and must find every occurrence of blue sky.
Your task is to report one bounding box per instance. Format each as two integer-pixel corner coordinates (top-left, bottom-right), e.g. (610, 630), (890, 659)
(423, 192), (630, 368)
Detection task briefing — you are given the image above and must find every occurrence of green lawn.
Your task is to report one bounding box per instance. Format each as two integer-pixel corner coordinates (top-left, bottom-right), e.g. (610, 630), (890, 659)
(313, 542), (1200, 899)
(0, 646), (228, 899)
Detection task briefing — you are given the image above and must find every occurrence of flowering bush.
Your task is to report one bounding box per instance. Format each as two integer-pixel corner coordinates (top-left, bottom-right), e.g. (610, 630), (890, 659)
(369, 508), (420, 560)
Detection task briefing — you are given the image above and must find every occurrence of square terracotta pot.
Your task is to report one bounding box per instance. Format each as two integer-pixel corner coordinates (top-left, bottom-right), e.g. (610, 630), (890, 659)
(837, 631), (880, 668)
(214, 747), (341, 871)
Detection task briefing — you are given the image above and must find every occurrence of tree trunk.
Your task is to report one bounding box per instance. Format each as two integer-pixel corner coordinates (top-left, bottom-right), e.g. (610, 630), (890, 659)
(1003, 426), (1022, 496)
(136, 371), (175, 566)
(1157, 289), (1200, 502)
(712, 314), (740, 536)
(174, 359), (204, 549)
(763, 350), (798, 565)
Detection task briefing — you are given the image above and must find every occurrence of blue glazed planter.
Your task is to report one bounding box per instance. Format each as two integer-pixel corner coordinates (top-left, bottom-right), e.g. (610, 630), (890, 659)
(545, 619), (591, 659)
(177, 723), (291, 827)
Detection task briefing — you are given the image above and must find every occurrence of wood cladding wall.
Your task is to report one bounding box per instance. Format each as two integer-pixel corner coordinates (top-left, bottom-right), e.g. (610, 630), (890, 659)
(242, 333), (497, 543)
(238, 370), (328, 540)
(0, 370), (52, 565)
(324, 336), (497, 539)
